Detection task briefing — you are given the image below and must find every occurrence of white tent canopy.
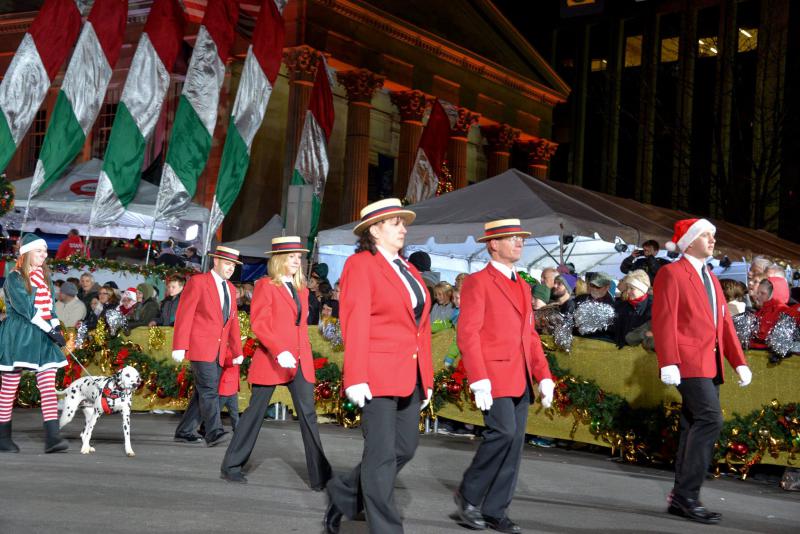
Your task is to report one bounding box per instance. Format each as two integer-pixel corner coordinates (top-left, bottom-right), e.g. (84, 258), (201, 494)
(317, 170), (747, 284)
(2, 159), (209, 244)
(220, 214), (284, 258)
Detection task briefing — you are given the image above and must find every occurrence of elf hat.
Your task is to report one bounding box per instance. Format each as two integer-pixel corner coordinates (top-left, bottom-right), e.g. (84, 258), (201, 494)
(19, 233), (47, 255)
(266, 236), (309, 255)
(665, 218), (716, 252)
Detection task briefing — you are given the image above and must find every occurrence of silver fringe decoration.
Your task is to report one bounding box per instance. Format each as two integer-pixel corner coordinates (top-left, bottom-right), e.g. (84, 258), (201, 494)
(574, 301), (616, 335)
(766, 313), (798, 358)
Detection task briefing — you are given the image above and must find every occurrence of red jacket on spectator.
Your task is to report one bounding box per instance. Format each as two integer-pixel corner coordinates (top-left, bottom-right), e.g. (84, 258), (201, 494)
(55, 234), (89, 259)
(218, 352), (240, 396)
(752, 277), (792, 349)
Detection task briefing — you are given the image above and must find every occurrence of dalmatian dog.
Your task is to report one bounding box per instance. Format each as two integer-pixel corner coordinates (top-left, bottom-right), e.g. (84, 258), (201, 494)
(58, 366), (141, 457)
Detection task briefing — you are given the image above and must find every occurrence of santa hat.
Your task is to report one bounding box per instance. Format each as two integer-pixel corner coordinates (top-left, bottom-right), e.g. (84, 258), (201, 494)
(665, 218), (716, 252)
(123, 287), (137, 301)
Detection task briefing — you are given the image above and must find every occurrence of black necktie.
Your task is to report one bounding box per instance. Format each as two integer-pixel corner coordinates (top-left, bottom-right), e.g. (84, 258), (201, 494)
(394, 259), (424, 323)
(221, 281), (230, 324)
(286, 282), (301, 326)
(701, 266), (715, 319)
(511, 272), (517, 282)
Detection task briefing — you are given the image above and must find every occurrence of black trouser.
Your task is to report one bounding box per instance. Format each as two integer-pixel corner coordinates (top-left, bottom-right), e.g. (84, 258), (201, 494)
(459, 383), (531, 519)
(327, 384), (423, 534)
(673, 378), (723, 501)
(218, 395), (240, 431)
(221, 363), (332, 489)
(175, 360), (224, 443)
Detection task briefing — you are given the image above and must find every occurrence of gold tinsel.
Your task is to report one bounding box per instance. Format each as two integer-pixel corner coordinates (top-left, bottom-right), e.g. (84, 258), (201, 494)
(238, 310), (252, 340)
(93, 317), (107, 347)
(148, 326), (166, 351)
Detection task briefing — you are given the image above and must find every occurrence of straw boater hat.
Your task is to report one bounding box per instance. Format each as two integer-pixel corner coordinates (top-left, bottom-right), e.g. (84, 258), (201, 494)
(266, 236), (309, 255)
(18, 233), (47, 255)
(476, 218), (532, 243)
(207, 245), (242, 264)
(353, 198), (416, 235)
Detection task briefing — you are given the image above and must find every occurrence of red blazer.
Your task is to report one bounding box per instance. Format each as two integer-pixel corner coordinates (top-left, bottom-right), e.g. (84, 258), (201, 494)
(652, 257), (747, 380)
(339, 251), (433, 397)
(457, 264), (552, 398)
(172, 272), (242, 365)
(218, 352), (240, 396)
(247, 277), (315, 385)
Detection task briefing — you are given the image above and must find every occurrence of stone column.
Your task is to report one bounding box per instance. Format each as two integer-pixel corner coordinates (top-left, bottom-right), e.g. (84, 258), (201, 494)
(519, 138), (559, 179)
(389, 90), (429, 197)
(671, 7), (697, 210)
(482, 124), (520, 178)
(338, 69), (384, 221)
(281, 45), (321, 214)
(711, 0), (737, 217)
(635, 11), (660, 204)
(448, 107), (480, 189)
(569, 24), (590, 186)
(601, 18), (625, 195)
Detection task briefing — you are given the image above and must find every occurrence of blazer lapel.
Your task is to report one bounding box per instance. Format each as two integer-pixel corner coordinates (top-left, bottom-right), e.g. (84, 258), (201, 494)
(408, 262), (431, 325)
(375, 253), (416, 323)
(488, 265), (523, 315)
(206, 273), (223, 323)
(681, 258), (715, 324)
(276, 279), (298, 311)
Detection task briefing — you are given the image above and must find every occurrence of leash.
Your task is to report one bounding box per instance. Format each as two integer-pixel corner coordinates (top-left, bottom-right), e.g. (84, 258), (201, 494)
(64, 345), (94, 378)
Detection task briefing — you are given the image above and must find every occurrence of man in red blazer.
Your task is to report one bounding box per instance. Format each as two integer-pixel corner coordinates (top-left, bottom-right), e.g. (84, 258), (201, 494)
(325, 198), (433, 534)
(653, 218), (752, 524)
(453, 219), (554, 534)
(172, 246), (243, 447)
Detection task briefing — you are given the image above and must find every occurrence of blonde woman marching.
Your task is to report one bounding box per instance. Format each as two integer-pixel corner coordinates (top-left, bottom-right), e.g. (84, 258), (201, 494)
(220, 237), (332, 488)
(0, 234), (69, 453)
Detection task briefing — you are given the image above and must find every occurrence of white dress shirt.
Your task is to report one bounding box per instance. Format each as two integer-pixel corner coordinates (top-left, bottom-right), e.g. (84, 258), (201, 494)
(377, 245), (425, 308)
(281, 275), (295, 298)
(210, 269), (229, 314)
(490, 260), (517, 281)
(684, 253), (718, 326)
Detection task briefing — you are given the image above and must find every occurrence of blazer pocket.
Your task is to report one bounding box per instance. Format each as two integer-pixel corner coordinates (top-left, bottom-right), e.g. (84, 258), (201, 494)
(486, 353), (511, 362)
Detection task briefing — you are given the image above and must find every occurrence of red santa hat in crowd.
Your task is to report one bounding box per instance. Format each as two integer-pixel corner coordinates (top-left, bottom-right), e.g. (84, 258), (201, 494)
(123, 287), (137, 301)
(665, 218), (716, 252)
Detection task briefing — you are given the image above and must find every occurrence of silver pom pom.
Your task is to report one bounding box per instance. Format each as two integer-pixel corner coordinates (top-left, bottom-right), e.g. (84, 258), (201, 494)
(105, 309), (127, 337)
(552, 312), (574, 352)
(74, 322), (88, 349)
(766, 313), (798, 358)
(732, 312), (759, 350)
(574, 301), (616, 335)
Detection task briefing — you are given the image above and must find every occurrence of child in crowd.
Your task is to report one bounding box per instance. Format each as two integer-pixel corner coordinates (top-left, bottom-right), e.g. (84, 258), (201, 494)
(430, 281), (455, 323)
(720, 278), (748, 316)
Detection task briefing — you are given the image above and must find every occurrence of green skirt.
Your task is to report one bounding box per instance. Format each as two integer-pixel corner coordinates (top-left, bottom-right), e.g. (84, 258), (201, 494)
(0, 314), (66, 372)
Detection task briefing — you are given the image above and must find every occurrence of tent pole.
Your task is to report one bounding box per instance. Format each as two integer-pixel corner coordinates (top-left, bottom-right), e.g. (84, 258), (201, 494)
(144, 223), (156, 266)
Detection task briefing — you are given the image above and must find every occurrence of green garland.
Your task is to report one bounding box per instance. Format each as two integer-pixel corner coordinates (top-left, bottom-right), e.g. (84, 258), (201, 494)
(0, 174), (14, 217)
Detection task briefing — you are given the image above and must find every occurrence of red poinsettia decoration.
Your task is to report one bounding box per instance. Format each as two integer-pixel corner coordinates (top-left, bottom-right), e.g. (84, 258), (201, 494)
(114, 348), (130, 368)
(313, 357), (328, 370)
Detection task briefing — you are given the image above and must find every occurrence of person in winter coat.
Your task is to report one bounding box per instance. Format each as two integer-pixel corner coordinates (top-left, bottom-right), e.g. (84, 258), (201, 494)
(614, 270), (653, 348)
(126, 283), (160, 330)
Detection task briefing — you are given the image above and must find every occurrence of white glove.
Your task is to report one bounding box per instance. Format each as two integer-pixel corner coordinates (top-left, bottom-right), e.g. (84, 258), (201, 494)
(232, 355), (244, 365)
(345, 383), (372, 408)
(172, 349), (185, 363)
(538, 378), (555, 409)
(420, 388), (433, 411)
(735, 365), (752, 387)
(50, 318), (61, 329)
(660, 365), (681, 386)
(31, 315), (52, 333)
(470, 379), (493, 411)
(276, 351), (297, 368)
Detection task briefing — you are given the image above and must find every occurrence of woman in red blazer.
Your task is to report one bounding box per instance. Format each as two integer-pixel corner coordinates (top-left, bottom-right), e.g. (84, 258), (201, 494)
(220, 237), (331, 489)
(324, 198), (433, 534)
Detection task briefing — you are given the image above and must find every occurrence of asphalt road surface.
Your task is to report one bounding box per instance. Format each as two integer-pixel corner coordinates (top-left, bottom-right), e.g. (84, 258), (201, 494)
(1, 410), (797, 533)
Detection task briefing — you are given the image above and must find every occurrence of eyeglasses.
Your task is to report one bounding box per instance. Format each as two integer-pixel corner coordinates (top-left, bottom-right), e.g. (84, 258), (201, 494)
(503, 236), (525, 243)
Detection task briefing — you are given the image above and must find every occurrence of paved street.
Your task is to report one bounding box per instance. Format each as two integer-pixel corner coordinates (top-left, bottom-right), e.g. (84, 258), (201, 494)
(1, 410), (796, 533)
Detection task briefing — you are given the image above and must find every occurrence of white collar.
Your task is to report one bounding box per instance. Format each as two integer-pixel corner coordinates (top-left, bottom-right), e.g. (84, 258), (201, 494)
(376, 244), (401, 264)
(683, 253), (709, 273)
(490, 260), (517, 280)
(281, 275), (294, 284)
(210, 269), (225, 285)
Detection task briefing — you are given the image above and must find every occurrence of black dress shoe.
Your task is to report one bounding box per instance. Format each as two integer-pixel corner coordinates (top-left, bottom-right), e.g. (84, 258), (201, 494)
(174, 433), (203, 443)
(484, 515), (521, 533)
(205, 431), (231, 448)
(323, 501), (342, 534)
(668, 495), (721, 524)
(220, 470), (247, 484)
(453, 491), (486, 530)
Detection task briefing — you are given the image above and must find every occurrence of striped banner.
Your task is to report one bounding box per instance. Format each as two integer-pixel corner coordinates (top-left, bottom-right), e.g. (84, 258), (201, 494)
(0, 0), (83, 173)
